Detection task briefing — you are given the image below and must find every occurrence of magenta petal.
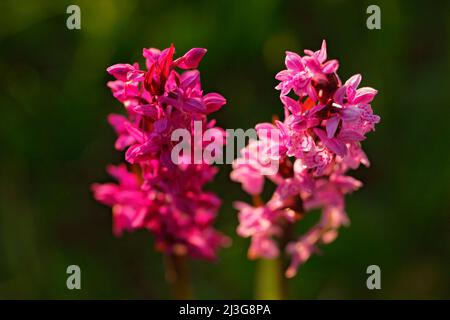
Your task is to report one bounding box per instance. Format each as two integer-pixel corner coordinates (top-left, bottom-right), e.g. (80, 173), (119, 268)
(317, 39), (327, 63)
(255, 123), (279, 142)
(333, 175), (363, 192)
(107, 114), (127, 132)
(160, 95), (182, 109)
(338, 130), (366, 142)
(326, 115), (340, 138)
(126, 69), (145, 82)
(281, 95), (301, 114)
(345, 74), (362, 89)
(133, 104), (158, 119)
(115, 135), (135, 151)
(249, 234), (279, 259)
(124, 122), (145, 143)
(326, 139), (347, 157)
(125, 144), (144, 164)
(125, 141), (159, 164)
(91, 183), (118, 206)
(153, 118), (168, 133)
(340, 106), (361, 122)
(285, 52), (304, 70)
(107, 64), (135, 81)
(204, 92), (226, 113)
(180, 70), (200, 89)
(354, 87), (378, 105)
(275, 70), (290, 81)
(333, 86), (346, 103)
(183, 98), (206, 113)
(306, 85), (318, 101)
(314, 128), (347, 156)
(230, 165), (265, 195)
(322, 59), (339, 73)
(174, 48), (207, 69)
(142, 48), (161, 62)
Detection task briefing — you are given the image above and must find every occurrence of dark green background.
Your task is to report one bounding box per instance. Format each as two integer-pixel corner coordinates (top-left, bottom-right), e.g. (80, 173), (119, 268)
(0, 0), (449, 299)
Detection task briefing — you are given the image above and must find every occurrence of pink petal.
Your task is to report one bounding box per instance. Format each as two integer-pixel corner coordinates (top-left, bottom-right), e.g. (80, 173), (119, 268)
(345, 74), (362, 89)
(180, 70), (200, 89)
(115, 135), (135, 151)
(285, 51), (304, 70)
(354, 87), (378, 105)
(153, 118), (168, 133)
(281, 95), (301, 114)
(326, 115), (340, 138)
(322, 59), (339, 73)
(124, 122), (145, 143)
(204, 93), (226, 113)
(340, 106), (361, 122)
(183, 98), (206, 113)
(317, 39), (327, 63)
(275, 70), (290, 81)
(142, 48), (161, 62)
(333, 86), (346, 103)
(132, 104), (158, 119)
(314, 128), (347, 156)
(107, 64), (135, 81)
(125, 141), (159, 164)
(107, 114), (127, 132)
(174, 48), (207, 69)
(338, 130), (366, 142)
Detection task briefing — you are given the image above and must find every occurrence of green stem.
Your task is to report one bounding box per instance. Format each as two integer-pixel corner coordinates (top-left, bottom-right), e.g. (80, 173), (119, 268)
(164, 252), (192, 299)
(255, 257), (286, 300)
(252, 194), (292, 300)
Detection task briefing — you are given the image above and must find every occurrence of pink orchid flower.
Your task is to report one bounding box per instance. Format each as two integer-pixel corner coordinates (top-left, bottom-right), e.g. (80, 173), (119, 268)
(231, 40), (380, 277)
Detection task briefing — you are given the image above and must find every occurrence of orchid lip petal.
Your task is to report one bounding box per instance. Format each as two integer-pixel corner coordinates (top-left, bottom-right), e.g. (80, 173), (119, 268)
(326, 115), (340, 138)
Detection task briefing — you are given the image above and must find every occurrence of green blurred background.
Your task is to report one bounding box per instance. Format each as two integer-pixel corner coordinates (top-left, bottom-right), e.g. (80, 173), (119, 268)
(0, 0), (449, 299)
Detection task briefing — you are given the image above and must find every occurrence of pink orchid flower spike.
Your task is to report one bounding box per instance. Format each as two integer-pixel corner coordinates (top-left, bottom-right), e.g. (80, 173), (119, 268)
(231, 40), (380, 278)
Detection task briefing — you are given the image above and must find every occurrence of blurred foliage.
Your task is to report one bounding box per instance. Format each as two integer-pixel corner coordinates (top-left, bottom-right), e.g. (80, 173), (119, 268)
(0, 0), (449, 299)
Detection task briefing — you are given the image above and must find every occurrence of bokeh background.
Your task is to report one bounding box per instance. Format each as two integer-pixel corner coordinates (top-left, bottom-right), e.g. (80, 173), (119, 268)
(1, 0), (449, 299)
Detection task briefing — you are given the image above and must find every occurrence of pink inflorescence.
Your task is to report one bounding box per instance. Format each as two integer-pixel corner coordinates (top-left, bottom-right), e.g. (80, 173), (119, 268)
(231, 40), (380, 277)
(92, 45), (229, 260)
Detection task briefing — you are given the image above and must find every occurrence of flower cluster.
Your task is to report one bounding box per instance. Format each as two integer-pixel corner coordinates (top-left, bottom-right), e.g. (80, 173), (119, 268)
(92, 45), (229, 260)
(231, 40), (380, 277)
